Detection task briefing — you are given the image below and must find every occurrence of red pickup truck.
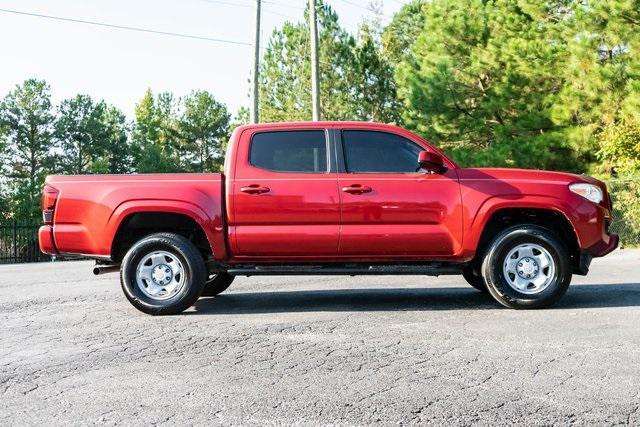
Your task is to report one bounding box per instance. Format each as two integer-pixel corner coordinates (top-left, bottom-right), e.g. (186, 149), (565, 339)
(39, 121), (618, 314)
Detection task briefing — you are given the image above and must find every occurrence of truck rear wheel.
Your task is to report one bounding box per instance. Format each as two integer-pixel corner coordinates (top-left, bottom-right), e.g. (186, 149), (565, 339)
(462, 266), (487, 292)
(120, 232), (206, 315)
(481, 225), (571, 309)
(201, 273), (235, 297)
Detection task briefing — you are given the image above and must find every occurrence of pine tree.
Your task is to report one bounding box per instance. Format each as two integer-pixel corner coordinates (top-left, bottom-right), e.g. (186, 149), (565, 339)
(259, 2), (399, 123)
(131, 89), (182, 173)
(179, 90), (230, 172)
(55, 95), (109, 174)
(395, 0), (578, 171)
(0, 79), (56, 219)
(101, 106), (131, 174)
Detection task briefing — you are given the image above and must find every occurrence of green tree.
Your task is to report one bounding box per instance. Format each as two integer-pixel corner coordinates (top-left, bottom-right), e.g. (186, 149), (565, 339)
(0, 114), (7, 155)
(179, 90), (230, 172)
(0, 120), (8, 219)
(231, 106), (250, 131)
(54, 95), (110, 174)
(259, 4), (348, 122)
(259, 2), (399, 122)
(132, 89), (182, 173)
(553, 0), (640, 171)
(381, 0), (427, 64)
(352, 24), (402, 123)
(0, 194), (8, 220)
(599, 117), (640, 176)
(396, 0), (579, 170)
(100, 106), (131, 174)
(0, 79), (56, 219)
(556, 1), (640, 125)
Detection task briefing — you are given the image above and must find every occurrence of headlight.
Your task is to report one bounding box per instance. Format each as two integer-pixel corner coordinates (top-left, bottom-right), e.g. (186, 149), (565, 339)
(569, 183), (603, 204)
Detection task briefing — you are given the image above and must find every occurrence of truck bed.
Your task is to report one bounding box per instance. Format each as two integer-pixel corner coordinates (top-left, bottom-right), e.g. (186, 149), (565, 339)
(42, 173), (226, 260)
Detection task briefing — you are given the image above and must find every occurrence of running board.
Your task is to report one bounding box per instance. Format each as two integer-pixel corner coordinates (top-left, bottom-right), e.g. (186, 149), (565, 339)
(226, 264), (463, 276)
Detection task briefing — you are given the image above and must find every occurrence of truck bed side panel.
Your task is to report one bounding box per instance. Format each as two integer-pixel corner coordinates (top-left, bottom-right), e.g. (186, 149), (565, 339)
(47, 174), (227, 261)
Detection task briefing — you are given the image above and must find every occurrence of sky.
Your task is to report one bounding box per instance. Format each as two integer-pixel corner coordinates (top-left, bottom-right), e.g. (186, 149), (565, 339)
(0, 0), (404, 118)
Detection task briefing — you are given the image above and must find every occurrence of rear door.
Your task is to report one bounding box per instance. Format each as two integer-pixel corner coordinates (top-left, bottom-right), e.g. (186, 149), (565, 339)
(336, 129), (463, 258)
(229, 128), (340, 257)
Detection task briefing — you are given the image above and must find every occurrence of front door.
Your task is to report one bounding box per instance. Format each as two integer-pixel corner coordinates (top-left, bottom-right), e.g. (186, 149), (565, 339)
(337, 129), (463, 258)
(229, 128), (340, 257)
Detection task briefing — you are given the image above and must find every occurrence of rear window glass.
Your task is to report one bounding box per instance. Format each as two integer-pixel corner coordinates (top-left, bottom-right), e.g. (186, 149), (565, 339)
(250, 131), (328, 173)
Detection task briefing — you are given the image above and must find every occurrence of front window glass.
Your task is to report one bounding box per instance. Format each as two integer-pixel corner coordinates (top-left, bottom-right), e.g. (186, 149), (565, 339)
(342, 130), (422, 173)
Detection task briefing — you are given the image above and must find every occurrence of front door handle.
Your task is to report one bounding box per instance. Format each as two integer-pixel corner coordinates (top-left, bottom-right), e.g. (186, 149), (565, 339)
(341, 184), (372, 194)
(240, 184), (270, 194)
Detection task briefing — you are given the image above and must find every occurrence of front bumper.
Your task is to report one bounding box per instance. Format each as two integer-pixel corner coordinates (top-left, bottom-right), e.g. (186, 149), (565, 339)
(588, 232), (619, 257)
(576, 233), (619, 275)
(38, 225), (58, 255)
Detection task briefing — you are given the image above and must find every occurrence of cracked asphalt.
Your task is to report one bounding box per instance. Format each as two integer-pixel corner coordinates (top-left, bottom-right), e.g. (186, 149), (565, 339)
(1, 249), (639, 425)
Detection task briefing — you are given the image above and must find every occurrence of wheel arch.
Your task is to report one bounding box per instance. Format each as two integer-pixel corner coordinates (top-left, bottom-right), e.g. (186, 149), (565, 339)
(471, 206), (580, 272)
(107, 201), (226, 262)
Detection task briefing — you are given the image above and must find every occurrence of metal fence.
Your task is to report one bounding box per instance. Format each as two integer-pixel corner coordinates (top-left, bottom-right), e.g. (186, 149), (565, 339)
(0, 220), (49, 264)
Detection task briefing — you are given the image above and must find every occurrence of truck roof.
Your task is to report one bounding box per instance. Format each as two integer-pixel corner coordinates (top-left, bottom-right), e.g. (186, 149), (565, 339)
(231, 120), (457, 168)
(234, 121), (403, 132)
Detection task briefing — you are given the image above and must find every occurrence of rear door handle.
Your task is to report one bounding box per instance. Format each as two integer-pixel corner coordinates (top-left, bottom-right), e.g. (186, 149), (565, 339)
(341, 184), (372, 194)
(240, 185), (270, 194)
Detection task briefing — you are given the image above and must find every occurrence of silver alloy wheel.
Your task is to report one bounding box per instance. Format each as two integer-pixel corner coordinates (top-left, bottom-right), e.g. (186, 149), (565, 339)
(502, 243), (556, 295)
(135, 250), (186, 301)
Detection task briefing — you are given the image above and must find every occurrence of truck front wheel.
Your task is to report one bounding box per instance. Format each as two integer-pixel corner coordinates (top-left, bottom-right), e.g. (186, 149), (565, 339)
(120, 233), (206, 315)
(481, 225), (572, 309)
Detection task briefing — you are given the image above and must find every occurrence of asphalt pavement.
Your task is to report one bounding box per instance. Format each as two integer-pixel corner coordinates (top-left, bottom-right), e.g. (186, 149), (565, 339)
(1, 249), (639, 425)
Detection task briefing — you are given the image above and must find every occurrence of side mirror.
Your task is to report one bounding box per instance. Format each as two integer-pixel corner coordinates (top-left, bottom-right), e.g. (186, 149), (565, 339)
(418, 151), (446, 174)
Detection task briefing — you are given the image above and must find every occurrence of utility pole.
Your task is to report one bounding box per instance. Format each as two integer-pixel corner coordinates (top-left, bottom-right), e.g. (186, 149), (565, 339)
(308, 0), (321, 121)
(250, 0), (261, 123)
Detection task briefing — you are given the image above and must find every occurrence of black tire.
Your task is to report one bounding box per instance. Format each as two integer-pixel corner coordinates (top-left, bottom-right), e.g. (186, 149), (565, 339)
(462, 266), (488, 292)
(120, 232), (206, 315)
(481, 225), (572, 309)
(201, 272), (235, 297)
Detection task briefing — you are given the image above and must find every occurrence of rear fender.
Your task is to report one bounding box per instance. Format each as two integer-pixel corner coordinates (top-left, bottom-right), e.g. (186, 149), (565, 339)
(106, 200), (228, 261)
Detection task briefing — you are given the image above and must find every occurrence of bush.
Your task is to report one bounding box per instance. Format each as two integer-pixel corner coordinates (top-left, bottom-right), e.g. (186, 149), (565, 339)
(598, 118), (640, 176)
(606, 178), (640, 248)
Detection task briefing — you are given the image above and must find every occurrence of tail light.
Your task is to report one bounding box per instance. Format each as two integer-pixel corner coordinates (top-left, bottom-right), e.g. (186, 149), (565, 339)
(42, 185), (59, 224)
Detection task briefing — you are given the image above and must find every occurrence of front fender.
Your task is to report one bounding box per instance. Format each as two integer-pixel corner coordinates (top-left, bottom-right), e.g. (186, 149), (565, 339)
(462, 195), (584, 259)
